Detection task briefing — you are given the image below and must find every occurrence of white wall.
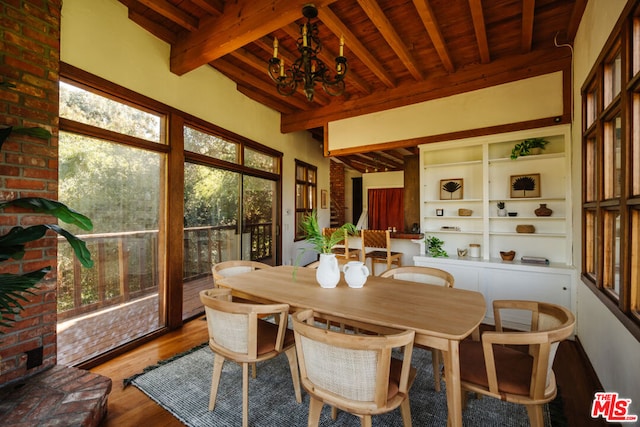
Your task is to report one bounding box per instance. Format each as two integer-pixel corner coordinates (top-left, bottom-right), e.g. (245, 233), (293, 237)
(572, 0), (640, 405)
(328, 72), (563, 151)
(60, 0), (330, 266)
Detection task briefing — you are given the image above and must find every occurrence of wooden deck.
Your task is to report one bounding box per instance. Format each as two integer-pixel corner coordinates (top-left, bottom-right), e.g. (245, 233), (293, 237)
(57, 276), (213, 367)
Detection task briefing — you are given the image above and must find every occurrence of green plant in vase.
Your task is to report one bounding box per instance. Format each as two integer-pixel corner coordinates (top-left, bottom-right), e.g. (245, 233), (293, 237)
(510, 138), (549, 160)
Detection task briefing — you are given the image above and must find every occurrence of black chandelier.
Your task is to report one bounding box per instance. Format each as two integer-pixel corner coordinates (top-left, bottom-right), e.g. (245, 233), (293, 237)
(268, 4), (347, 102)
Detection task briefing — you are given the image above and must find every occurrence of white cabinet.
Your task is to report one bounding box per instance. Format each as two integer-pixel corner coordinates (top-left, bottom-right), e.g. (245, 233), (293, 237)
(420, 124), (572, 265)
(414, 255), (575, 330)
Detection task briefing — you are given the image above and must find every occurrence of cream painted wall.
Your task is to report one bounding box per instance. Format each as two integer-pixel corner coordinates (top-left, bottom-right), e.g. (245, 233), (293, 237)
(328, 72), (563, 151)
(572, 0), (640, 406)
(60, 0), (330, 266)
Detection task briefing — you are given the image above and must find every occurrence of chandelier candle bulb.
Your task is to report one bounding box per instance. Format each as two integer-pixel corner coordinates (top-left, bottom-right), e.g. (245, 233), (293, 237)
(340, 35), (344, 56)
(273, 37), (278, 58)
(303, 24), (308, 46)
(279, 59), (284, 77)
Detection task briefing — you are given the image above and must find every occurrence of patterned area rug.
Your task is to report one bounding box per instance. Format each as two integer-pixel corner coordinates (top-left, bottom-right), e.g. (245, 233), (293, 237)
(125, 343), (563, 426)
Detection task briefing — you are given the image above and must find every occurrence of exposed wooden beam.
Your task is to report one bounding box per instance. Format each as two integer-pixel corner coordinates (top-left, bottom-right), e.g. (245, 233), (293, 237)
(521, 0), (535, 53)
(412, 0), (455, 73)
(170, 0), (338, 75)
(190, 0), (223, 16)
(318, 5), (396, 88)
(136, 0), (199, 32)
(281, 23), (372, 95)
(356, 0), (423, 80)
(211, 58), (312, 110)
(282, 46), (571, 132)
(128, 9), (177, 45)
(468, 0), (490, 63)
(565, 0), (588, 42)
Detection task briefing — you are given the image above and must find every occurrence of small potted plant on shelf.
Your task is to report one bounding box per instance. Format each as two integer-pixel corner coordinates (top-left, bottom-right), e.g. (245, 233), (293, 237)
(510, 137), (549, 160)
(296, 210), (357, 288)
(497, 201), (507, 217)
(425, 235), (448, 258)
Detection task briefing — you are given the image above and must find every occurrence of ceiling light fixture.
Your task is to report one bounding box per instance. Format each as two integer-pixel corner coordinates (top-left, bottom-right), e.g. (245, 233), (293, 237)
(268, 4), (347, 102)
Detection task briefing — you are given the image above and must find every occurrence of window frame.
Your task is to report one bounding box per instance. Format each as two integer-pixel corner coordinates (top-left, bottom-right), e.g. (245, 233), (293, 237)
(294, 159), (317, 241)
(581, 3), (640, 339)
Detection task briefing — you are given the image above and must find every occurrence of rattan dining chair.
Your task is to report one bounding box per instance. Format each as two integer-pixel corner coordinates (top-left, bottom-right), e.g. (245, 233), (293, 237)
(292, 308), (417, 427)
(361, 229), (402, 276)
(322, 227), (361, 260)
(199, 288), (302, 427)
(211, 260), (271, 287)
(380, 266), (454, 392)
(457, 300), (575, 427)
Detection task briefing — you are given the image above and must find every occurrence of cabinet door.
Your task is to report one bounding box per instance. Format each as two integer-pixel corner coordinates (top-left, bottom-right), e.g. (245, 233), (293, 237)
(483, 269), (571, 329)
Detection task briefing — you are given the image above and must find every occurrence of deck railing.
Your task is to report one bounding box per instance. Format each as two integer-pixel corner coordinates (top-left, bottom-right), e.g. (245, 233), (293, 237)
(57, 223), (272, 320)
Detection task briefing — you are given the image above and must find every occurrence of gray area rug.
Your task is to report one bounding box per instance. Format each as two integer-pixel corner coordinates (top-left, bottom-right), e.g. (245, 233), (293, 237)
(127, 343), (559, 426)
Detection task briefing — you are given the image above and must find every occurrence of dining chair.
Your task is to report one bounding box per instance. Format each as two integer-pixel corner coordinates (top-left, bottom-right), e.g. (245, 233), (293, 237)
(199, 288), (302, 427)
(457, 300), (575, 427)
(380, 266), (454, 392)
(360, 229), (402, 276)
(292, 308), (417, 427)
(322, 227), (361, 260)
(211, 260), (271, 287)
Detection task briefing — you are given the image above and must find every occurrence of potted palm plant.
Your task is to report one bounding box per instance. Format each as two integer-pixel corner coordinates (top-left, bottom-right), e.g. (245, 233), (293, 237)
(296, 210), (357, 288)
(510, 138), (549, 159)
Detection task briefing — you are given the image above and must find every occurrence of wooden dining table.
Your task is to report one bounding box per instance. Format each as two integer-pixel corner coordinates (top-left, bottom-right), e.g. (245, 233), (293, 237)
(217, 265), (486, 427)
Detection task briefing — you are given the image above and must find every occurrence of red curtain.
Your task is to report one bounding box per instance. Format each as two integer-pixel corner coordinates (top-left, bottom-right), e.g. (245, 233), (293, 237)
(368, 188), (404, 231)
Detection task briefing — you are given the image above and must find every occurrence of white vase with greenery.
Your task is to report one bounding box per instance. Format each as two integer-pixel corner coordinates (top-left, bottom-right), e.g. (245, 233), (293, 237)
(297, 210), (357, 288)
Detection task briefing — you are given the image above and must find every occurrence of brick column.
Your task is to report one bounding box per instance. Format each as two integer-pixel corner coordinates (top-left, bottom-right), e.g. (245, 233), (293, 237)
(329, 161), (345, 225)
(0, 0), (62, 384)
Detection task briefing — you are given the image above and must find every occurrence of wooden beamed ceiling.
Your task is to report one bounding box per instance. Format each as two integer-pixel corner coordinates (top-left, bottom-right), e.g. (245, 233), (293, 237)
(119, 0), (586, 173)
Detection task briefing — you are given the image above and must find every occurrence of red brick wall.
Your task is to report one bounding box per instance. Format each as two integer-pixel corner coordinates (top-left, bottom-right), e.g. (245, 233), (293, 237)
(0, 0), (62, 385)
(329, 160), (345, 225)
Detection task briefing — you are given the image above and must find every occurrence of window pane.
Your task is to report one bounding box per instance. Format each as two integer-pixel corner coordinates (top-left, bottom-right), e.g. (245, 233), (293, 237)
(586, 88), (598, 129)
(631, 209), (640, 317)
(245, 147), (278, 173)
(603, 210), (621, 298)
(604, 115), (622, 199)
(59, 82), (162, 143)
(605, 51), (621, 106)
(585, 136), (597, 202)
(584, 210), (597, 278)
(57, 132), (164, 365)
(296, 165), (305, 180)
(184, 126), (238, 163)
(243, 175), (276, 261)
(634, 93), (640, 195)
(308, 168), (316, 184)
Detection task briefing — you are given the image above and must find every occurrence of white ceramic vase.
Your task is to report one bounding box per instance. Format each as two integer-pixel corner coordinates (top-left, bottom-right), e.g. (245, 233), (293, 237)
(343, 261), (369, 288)
(316, 253), (340, 288)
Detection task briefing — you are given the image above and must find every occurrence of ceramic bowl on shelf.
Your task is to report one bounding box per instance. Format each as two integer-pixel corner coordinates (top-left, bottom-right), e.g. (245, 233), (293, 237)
(508, 212), (518, 217)
(500, 250), (516, 261)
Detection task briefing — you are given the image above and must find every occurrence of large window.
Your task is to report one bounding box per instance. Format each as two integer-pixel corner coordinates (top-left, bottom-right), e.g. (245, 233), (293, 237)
(58, 81), (168, 366)
(581, 6), (640, 332)
(294, 160), (317, 240)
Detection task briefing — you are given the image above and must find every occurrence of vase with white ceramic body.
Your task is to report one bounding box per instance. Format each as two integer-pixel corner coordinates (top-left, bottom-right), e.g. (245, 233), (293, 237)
(316, 253), (340, 288)
(343, 261), (369, 288)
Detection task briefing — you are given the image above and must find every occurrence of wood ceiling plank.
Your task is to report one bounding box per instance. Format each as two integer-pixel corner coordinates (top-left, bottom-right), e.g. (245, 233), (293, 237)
(128, 9), (177, 45)
(281, 46), (571, 132)
(412, 0), (455, 73)
(565, 0), (587, 41)
(521, 0), (535, 53)
(212, 58), (312, 110)
(170, 0), (338, 75)
(136, 0), (199, 32)
(190, 0), (223, 16)
(318, 5), (396, 88)
(468, 0), (490, 63)
(356, 0), (423, 80)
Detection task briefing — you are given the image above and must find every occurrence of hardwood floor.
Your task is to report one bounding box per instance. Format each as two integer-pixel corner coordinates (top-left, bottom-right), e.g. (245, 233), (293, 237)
(91, 317), (610, 426)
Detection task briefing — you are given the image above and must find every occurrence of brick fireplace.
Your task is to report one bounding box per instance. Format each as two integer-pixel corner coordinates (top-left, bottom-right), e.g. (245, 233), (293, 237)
(0, 1), (110, 424)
